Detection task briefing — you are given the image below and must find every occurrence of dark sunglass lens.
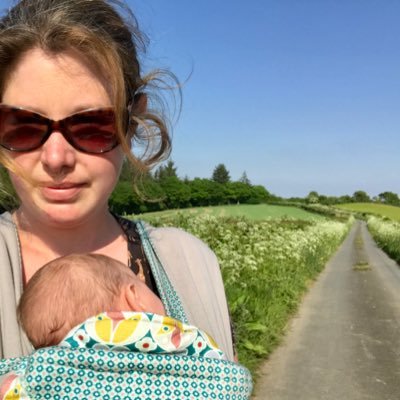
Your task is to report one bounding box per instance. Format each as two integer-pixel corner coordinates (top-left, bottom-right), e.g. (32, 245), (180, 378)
(0, 108), (47, 151)
(68, 110), (117, 153)
(71, 125), (117, 152)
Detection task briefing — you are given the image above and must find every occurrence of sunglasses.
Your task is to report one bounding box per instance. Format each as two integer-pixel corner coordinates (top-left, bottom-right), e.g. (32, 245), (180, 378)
(0, 104), (119, 154)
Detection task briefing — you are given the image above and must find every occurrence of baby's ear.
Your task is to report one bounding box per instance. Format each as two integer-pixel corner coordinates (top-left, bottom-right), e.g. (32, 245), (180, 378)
(120, 283), (142, 312)
(124, 281), (165, 315)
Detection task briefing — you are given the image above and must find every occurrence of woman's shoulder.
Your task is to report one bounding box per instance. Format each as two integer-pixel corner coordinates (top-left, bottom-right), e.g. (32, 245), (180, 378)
(144, 223), (218, 264)
(0, 211), (15, 231)
(115, 215), (217, 263)
(0, 210), (20, 270)
(0, 211), (19, 252)
(146, 224), (205, 244)
(0, 212), (30, 359)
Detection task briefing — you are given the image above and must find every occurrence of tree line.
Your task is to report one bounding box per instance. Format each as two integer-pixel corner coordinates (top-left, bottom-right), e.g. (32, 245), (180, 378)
(0, 163), (398, 214)
(109, 162), (273, 215)
(295, 190), (400, 206)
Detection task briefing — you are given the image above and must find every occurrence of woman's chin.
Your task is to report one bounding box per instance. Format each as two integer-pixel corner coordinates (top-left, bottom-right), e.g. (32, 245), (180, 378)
(21, 201), (102, 229)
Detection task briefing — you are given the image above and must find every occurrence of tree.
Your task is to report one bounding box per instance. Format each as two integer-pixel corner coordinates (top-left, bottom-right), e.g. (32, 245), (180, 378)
(109, 181), (140, 215)
(250, 185), (271, 203)
(212, 164), (230, 184)
(338, 195), (352, 204)
(318, 195), (340, 205)
(160, 176), (191, 209)
(189, 178), (212, 206)
(306, 191), (319, 204)
(154, 160), (178, 181)
(378, 191), (400, 205)
(239, 171), (251, 185)
(207, 180), (226, 205)
(226, 181), (252, 204)
(352, 190), (370, 203)
(118, 158), (134, 181)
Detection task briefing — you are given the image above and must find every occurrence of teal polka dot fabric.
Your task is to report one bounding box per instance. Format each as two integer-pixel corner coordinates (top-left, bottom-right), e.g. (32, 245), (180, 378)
(20, 346), (252, 399)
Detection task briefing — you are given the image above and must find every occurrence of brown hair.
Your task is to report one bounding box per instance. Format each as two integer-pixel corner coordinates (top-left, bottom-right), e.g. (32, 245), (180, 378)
(0, 0), (173, 175)
(18, 253), (139, 348)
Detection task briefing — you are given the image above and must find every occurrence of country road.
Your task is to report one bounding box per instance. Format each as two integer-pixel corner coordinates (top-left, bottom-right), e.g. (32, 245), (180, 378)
(253, 220), (400, 400)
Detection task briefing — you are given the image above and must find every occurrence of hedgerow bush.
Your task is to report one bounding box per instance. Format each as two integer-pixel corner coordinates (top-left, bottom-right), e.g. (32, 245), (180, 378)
(367, 216), (400, 263)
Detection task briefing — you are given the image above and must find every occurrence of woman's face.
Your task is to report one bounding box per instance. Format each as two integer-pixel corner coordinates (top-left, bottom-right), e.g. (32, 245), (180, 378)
(2, 48), (124, 227)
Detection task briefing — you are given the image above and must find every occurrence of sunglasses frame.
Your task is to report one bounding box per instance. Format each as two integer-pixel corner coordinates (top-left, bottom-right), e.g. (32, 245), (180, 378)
(0, 104), (119, 154)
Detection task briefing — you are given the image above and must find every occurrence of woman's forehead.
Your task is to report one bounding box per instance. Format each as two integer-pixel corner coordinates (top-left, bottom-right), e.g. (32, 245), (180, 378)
(2, 47), (113, 117)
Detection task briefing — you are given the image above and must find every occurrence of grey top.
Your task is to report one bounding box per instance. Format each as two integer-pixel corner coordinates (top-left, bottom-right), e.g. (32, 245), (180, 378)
(0, 212), (234, 362)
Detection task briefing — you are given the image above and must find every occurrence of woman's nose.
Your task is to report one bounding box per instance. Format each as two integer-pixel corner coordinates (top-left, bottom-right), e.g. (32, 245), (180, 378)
(40, 131), (76, 175)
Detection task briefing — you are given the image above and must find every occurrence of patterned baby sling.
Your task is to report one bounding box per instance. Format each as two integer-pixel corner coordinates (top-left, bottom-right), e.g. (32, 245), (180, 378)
(0, 221), (253, 399)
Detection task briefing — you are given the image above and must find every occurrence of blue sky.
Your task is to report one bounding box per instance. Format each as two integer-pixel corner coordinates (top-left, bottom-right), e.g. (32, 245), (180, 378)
(129, 0), (400, 198)
(3, 0), (400, 198)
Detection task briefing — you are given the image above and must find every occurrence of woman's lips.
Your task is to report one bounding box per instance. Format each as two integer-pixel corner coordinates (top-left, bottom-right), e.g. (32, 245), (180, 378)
(40, 183), (86, 202)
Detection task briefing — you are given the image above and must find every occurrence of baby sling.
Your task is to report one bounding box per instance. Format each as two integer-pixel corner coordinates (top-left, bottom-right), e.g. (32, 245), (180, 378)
(0, 221), (253, 399)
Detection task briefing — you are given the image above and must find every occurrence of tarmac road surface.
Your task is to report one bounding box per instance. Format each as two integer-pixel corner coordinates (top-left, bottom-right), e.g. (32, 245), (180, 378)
(253, 220), (400, 400)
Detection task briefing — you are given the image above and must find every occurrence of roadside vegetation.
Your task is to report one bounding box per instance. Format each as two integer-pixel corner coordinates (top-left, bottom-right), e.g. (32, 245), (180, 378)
(133, 211), (353, 375)
(367, 216), (400, 263)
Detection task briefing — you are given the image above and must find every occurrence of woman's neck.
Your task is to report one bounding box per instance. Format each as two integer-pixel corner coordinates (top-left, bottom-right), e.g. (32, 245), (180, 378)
(13, 208), (127, 283)
(14, 207), (122, 254)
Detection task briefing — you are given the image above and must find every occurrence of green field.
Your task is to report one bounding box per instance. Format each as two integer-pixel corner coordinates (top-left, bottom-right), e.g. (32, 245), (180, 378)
(336, 203), (400, 221)
(135, 204), (325, 221)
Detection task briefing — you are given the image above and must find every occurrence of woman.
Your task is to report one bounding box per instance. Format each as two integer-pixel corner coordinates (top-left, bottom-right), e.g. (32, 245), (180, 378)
(0, 0), (234, 362)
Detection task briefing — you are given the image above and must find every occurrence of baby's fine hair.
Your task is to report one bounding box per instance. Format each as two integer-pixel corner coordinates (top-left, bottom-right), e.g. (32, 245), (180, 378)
(0, 0), (173, 173)
(18, 253), (137, 348)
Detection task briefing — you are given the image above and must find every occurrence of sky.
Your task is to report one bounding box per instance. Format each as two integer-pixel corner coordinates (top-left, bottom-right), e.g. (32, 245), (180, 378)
(2, 0), (400, 198)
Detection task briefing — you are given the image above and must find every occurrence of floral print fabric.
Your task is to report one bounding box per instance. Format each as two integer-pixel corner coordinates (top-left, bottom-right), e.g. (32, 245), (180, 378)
(61, 311), (226, 360)
(0, 313), (252, 399)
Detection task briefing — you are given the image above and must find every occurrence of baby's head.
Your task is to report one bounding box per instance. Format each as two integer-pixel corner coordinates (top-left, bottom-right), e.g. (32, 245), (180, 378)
(18, 253), (165, 348)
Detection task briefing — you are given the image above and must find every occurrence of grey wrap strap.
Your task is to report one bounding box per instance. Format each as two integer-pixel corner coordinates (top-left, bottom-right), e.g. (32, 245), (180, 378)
(136, 220), (188, 323)
(0, 212), (33, 359)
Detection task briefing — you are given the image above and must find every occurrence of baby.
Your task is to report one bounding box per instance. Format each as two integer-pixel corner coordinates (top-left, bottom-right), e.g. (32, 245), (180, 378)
(0, 254), (226, 400)
(18, 253), (166, 348)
